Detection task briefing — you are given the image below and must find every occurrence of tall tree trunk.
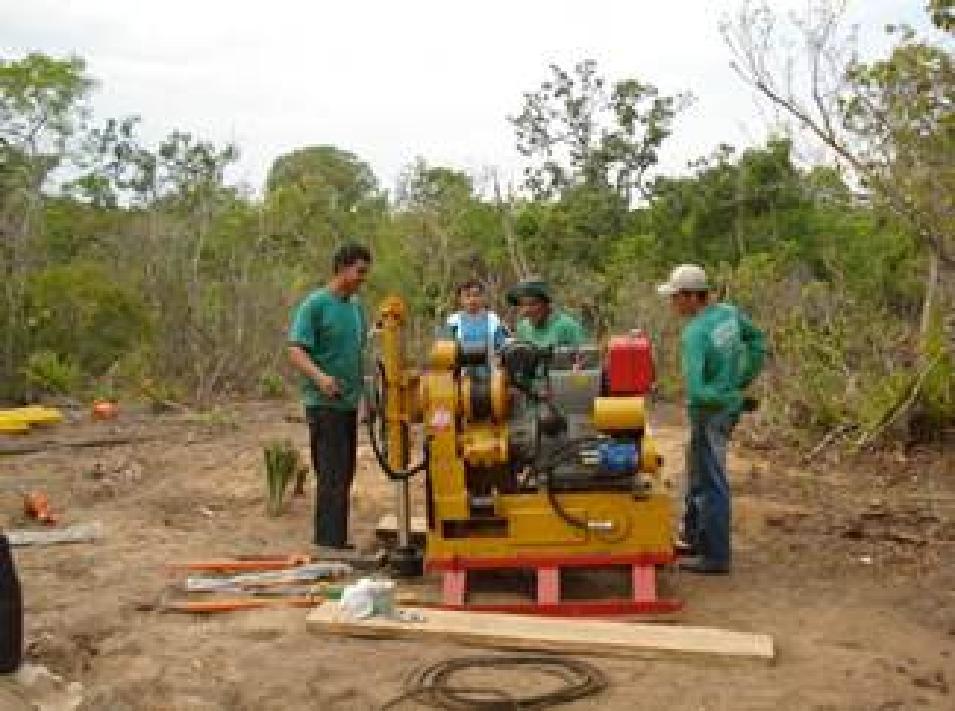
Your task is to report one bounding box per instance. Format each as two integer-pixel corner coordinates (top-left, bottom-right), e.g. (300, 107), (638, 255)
(919, 250), (940, 360)
(492, 174), (530, 280)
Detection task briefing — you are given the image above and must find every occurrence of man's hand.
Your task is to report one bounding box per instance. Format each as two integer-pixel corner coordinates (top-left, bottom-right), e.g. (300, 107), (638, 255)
(315, 373), (342, 399)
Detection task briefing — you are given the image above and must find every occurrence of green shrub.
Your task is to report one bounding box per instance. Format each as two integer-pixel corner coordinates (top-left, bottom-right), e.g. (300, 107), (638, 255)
(24, 262), (150, 375)
(22, 350), (81, 394)
(259, 371), (287, 399)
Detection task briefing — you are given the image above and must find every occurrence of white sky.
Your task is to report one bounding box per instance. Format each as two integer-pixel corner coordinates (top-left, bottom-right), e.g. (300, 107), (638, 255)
(1, 0), (938, 196)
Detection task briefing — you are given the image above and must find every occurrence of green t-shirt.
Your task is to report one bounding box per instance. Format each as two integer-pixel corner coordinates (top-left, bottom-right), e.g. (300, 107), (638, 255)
(288, 288), (367, 411)
(515, 311), (586, 349)
(680, 302), (766, 416)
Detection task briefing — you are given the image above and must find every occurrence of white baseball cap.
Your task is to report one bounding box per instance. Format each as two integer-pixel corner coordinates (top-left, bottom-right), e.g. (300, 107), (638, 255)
(656, 264), (711, 296)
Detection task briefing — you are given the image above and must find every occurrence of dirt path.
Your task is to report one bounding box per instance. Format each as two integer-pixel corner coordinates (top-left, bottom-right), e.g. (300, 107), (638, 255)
(1, 402), (952, 710)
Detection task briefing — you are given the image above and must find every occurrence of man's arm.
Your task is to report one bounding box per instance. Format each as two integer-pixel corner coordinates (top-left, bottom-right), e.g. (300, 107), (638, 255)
(563, 315), (586, 345)
(287, 297), (341, 399)
(681, 329), (728, 410)
(288, 346), (341, 399)
(737, 312), (767, 388)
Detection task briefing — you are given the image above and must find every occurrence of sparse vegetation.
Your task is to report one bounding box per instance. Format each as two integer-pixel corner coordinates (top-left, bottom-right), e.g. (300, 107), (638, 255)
(1, 2), (950, 449)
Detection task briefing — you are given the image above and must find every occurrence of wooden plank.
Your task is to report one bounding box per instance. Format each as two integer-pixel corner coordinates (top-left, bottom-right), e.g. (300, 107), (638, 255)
(375, 514), (428, 536)
(6, 522), (103, 546)
(374, 514), (428, 543)
(307, 602), (775, 663)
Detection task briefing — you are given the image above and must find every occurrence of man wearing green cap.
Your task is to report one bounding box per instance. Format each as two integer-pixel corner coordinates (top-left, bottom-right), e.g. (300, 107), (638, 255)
(508, 279), (586, 349)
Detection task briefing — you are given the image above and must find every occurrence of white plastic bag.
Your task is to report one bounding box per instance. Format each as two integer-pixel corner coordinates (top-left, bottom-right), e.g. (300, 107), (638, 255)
(338, 578), (396, 620)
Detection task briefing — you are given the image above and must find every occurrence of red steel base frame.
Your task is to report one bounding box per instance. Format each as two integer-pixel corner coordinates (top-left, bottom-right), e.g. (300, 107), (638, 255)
(429, 552), (682, 617)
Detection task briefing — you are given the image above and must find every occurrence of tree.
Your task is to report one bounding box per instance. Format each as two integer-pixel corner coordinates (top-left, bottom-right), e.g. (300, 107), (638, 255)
(927, 0), (954, 31)
(0, 53), (92, 161)
(509, 59), (687, 201)
(0, 54), (94, 397)
(388, 160), (507, 323)
(265, 145), (384, 257)
(69, 116), (155, 207)
(722, 0), (954, 440)
(722, 1), (953, 270)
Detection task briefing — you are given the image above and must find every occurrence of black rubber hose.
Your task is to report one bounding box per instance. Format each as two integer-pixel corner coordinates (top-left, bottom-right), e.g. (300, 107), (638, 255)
(544, 469), (590, 532)
(367, 359), (428, 481)
(535, 438), (604, 532)
(380, 654), (608, 710)
(534, 435), (632, 532)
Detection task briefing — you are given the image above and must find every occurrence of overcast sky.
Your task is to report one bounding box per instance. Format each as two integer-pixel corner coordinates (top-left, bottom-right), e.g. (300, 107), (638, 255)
(2, 0), (938, 195)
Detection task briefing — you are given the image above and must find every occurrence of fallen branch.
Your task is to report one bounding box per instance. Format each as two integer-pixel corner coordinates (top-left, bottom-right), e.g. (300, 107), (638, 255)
(856, 354), (944, 449)
(803, 422), (858, 462)
(0, 435), (152, 456)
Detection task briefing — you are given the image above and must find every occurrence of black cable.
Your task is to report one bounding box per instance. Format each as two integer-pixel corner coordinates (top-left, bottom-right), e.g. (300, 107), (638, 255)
(543, 471), (590, 532)
(367, 359), (428, 481)
(534, 436), (630, 532)
(380, 654), (608, 710)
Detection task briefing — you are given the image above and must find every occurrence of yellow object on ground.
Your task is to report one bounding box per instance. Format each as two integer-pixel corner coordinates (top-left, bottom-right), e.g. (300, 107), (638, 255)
(0, 420), (30, 435)
(0, 406), (65, 434)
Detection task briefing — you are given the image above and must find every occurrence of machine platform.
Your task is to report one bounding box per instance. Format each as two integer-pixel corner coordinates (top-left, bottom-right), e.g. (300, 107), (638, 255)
(427, 551), (682, 617)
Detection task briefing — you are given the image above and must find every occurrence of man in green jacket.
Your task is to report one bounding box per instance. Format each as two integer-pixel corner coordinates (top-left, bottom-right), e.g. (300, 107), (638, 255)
(288, 242), (371, 550)
(507, 279), (586, 348)
(658, 264), (766, 574)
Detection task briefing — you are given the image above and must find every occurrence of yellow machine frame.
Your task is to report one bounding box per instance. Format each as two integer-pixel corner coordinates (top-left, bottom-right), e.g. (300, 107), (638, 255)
(374, 297), (673, 569)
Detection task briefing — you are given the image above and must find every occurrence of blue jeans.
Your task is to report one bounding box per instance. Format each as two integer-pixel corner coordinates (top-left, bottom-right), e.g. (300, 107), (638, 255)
(684, 410), (737, 566)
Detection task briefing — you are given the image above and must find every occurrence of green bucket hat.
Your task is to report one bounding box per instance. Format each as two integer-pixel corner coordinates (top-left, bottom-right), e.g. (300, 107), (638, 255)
(506, 279), (552, 306)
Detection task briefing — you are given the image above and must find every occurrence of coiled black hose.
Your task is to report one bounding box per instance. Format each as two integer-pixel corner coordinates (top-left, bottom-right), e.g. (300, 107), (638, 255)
(367, 359), (428, 481)
(380, 654), (609, 710)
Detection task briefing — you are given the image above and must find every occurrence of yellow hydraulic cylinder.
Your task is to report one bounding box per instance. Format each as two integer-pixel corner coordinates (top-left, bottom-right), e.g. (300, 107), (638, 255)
(376, 296), (413, 549)
(592, 396), (645, 431)
(377, 297), (410, 472)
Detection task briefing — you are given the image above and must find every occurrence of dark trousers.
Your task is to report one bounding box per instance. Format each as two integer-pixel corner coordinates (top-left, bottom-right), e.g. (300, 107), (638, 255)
(684, 410), (737, 566)
(0, 533), (23, 674)
(306, 407), (358, 547)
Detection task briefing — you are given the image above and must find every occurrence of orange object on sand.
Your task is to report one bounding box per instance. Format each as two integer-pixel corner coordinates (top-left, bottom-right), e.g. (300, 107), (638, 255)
(164, 554), (312, 574)
(92, 400), (119, 420)
(23, 491), (59, 525)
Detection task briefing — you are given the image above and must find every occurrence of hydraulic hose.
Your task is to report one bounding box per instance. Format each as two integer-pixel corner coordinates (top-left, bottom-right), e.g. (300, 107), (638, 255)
(535, 435), (630, 533)
(381, 654), (608, 710)
(367, 359), (428, 481)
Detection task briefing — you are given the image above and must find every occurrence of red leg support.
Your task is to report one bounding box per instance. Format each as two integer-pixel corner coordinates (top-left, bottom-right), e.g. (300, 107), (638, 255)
(442, 570), (467, 606)
(631, 564), (656, 603)
(536, 567), (560, 606)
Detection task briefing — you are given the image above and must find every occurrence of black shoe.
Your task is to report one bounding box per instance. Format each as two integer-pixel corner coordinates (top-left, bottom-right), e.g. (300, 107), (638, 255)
(678, 557), (730, 575)
(673, 539), (698, 557)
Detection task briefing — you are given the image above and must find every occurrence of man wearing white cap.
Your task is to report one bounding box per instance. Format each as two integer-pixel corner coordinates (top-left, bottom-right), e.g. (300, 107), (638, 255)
(658, 264), (766, 574)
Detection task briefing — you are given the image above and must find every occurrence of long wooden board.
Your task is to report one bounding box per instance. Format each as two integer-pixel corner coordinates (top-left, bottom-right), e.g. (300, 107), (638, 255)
(308, 603), (775, 663)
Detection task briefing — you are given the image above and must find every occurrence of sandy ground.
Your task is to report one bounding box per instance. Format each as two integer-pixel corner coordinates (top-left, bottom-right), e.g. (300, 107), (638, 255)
(0, 401), (952, 710)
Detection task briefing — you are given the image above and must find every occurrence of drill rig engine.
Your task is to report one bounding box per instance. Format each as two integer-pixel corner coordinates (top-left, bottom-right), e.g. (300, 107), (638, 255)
(368, 297), (674, 600)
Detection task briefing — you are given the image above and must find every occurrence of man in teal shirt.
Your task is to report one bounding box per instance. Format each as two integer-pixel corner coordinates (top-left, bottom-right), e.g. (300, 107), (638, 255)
(658, 264), (766, 574)
(507, 279), (586, 348)
(288, 242), (370, 550)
